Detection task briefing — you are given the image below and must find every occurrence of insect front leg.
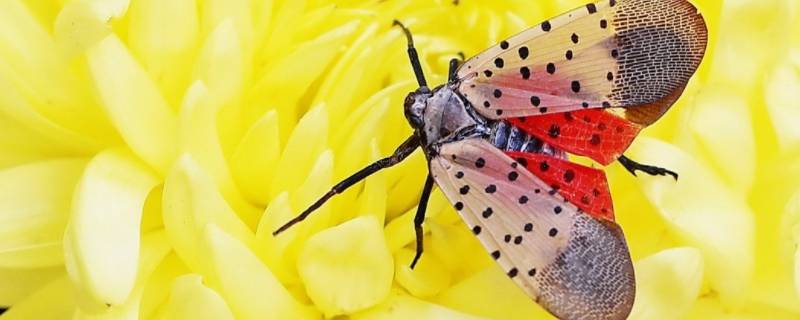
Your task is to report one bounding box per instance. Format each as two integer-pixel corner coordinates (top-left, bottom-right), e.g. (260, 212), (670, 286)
(273, 135), (420, 235)
(617, 154), (678, 180)
(447, 52), (465, 84)
(410, 173), (434, 269)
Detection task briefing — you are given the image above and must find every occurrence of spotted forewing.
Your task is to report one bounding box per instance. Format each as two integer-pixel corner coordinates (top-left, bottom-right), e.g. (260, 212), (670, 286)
(431, 139), (635, 319)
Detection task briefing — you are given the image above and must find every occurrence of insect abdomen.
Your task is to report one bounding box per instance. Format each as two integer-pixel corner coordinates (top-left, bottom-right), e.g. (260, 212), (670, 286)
(490, 120), (569, 157)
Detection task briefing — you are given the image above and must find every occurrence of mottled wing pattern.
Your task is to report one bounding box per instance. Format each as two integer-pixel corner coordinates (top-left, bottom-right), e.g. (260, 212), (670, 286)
(509, 109), (642, 164)
(504, 150), (614, 221)
(457, 0), (707, 123)
(430, 138), (634, 320)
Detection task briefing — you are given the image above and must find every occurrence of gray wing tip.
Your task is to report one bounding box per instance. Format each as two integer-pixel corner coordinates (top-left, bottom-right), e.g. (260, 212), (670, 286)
(537, 216), (635, 320)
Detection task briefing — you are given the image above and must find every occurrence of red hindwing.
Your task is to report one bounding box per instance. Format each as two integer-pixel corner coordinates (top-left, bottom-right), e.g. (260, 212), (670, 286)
(505, 151), (614, 221)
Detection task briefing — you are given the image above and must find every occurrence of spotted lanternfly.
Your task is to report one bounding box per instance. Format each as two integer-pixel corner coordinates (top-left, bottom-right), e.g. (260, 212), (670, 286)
(274, 0), (707, 319)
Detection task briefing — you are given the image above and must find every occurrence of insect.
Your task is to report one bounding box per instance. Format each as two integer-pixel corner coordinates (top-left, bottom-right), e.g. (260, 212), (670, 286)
(274, 0), (707, 319)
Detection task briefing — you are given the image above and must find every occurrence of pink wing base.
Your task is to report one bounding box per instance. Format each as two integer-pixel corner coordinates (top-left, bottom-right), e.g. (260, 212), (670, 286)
(505, 151), (615, 221)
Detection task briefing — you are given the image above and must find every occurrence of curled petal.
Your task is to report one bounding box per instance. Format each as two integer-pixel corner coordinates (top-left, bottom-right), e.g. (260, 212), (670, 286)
(66, 148), (159, 306)
(298, 216), (393, 317)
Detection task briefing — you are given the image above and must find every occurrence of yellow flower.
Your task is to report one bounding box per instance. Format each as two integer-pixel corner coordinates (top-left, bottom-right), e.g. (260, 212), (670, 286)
(0, 0), (798, 319)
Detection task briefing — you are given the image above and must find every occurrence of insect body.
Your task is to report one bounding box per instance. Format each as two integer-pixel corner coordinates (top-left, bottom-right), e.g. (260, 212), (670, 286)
(275, 0), (707, 319)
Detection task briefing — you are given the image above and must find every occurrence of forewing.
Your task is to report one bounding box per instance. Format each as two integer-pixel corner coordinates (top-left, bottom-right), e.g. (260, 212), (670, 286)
(509, 109), (642, 165)
(430, 138), (634, 320)
(457, 0), (707, 122)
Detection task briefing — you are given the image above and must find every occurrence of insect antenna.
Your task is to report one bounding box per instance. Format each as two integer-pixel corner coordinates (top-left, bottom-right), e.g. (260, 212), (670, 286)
(393, 20), (429, 92)
(273, 135), (420, 235)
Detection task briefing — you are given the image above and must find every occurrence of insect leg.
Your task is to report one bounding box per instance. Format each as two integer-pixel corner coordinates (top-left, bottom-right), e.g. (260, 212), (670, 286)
(392, 20), (429, 91)
(273, 135), (420, 235)
(448, 58), (460, 83)
(410, 173), (434, 269)
(618, 154), (678, 180)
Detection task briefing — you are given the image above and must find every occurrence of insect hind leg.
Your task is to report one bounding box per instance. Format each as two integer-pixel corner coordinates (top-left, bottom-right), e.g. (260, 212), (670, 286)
(411, 173), (434, 269)
(618, 154), (678, 180)
(273, 136), (420, 235)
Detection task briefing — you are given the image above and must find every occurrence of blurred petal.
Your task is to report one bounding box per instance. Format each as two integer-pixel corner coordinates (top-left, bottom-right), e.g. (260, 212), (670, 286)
(352, 292), (485, 320)
(435, 266), (552, 320)
(0, 159), (86, 268)
(765, 62), (800, 153)
(686, 87), (755, 194)
(158, 274), (234, 320)
(0, 266), (63, 306)
(65, 148), (159, 306)
(204, 224), (319, 320)
(629, 248), (704, 320)
(628, 137), (755, 307)
(0, 277), (75, 320)
(298, 216), (393, 317)
(86, 35), (178, 174)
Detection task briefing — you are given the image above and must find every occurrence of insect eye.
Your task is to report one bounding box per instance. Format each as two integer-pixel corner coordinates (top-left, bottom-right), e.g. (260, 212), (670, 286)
(404, 93), (416, 108)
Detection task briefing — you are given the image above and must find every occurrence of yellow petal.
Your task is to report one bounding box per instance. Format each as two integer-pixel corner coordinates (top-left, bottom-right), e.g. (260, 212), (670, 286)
(65, 148), (159, 306)
(297, 216), (393, 317)
(230, 110), (280, 205)
(248, 20), (359, 139)
(629, 248), (704, 320)
(0, 159), (86, 268)
(0, 277), (75, 320)
(257, 150), (334, 284)
(765, 62), (800, 153)
(393, 248), (451, 298)
(0, 266), (63, 306)
(255, 193), (298, 284)
(178, 82), (260, 226)
(161, 155), (257, 276)
(354, 140), (388, 225)
(139, 253), (189, 320)
(0, 0), (117, 146)
(427, 220), (493, 283)
(158, 274), (234, 320)
(628, 137), (755, 307)
(127, 0), (199, 107)
(200, 0), (253, 53)
(435, 266), (552, 320)
(686, 86), (755, 194)
(193, 19), (244, 106)
(313, 22), (381, 126)
(86, 35), (178, 175)
(53, 0), (129, 58)
(203, 224), (319, 320)
(66, 230), (171, 316)
(270, 106), (328, 198)
(334, 98), (390, 179)
(352, 292), (486, 320)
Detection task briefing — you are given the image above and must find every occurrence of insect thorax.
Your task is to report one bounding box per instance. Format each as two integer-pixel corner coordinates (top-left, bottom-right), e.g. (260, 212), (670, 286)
(410, 85), (486, 146)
